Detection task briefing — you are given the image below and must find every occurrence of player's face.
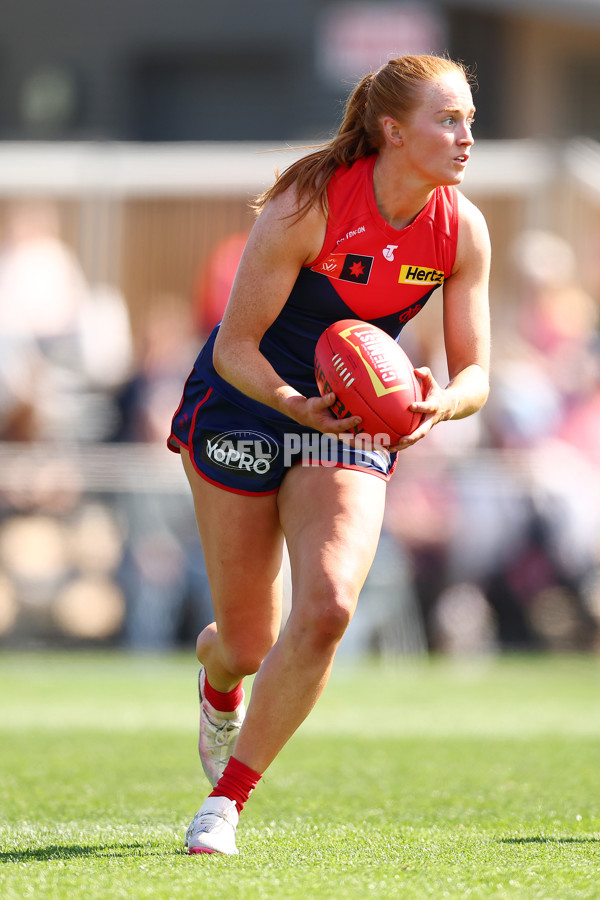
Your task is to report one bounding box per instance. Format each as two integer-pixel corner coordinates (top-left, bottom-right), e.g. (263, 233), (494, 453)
(400, 72), (475, 188)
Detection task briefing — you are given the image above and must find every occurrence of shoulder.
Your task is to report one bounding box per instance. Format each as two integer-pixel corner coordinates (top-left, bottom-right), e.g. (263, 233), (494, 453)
(455, 191), (490, 241)
(443, 191), (491, 281)
(453, 191), (491, 267)
(251, 181), (328, 267)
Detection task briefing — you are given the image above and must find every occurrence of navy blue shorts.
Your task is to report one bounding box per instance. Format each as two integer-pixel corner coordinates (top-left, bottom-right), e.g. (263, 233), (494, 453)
(168, 368), (397, 496)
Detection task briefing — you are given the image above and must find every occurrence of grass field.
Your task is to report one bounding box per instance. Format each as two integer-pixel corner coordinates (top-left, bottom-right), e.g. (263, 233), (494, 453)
(1, 652), (599, 899)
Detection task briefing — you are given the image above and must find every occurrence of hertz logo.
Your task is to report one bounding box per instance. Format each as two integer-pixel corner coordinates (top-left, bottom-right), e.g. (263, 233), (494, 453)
(399, 264), (444, 285)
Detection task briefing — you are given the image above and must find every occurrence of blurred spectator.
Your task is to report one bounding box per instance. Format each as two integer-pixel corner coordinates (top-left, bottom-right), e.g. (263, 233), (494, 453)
(382, 228), (600, 654)
(114, 293), (197, 443)
(191, 230), (248, 337)
(113, 293), (212, 648)
(0, 199), (133, 646)
(430, 582), (498, 656)
(2, 210), (600, 654)
(0, 198), (133, 442)
(486, 229), (599, 449)
(484, 230), (600, 647)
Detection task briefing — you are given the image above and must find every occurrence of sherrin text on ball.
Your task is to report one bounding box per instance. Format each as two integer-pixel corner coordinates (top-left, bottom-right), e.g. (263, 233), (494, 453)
(314, 319), (423, 444)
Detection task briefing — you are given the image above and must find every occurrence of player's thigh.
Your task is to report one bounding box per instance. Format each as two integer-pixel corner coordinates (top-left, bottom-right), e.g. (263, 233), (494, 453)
(181, 448), (285, 634)
(277, 464), (387, 617)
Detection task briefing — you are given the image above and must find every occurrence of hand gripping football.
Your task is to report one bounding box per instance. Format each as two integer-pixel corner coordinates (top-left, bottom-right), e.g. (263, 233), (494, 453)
(314, 319), (423, 443)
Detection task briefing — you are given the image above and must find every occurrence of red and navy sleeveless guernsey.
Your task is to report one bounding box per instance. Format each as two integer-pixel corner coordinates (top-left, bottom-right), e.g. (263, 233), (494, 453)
(195, 153), (458, 423)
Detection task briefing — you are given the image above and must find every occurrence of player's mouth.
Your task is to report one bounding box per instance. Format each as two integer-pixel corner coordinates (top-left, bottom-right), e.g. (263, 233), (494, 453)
(454, 154), (469, 166)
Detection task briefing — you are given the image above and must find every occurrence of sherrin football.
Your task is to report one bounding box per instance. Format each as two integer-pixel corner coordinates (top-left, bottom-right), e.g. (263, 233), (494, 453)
(314, 319), (423, 443)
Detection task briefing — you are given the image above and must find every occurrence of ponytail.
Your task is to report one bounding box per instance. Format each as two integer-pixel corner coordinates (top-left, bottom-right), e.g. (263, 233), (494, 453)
(254, 54), (472, 221)
(253, 72), (376, 220)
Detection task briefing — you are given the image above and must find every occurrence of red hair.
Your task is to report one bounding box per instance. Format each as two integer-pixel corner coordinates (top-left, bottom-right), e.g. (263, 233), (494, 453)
(255, 54), (473, 219)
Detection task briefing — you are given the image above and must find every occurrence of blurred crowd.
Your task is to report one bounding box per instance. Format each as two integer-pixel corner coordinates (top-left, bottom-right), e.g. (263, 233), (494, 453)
(0, 199), (209, 649)
(0, 202), (599, 655)
(383, 229), (600, 656)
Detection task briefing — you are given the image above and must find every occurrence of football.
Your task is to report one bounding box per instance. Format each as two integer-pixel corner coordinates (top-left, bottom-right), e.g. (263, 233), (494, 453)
(314, 319), (423, 443)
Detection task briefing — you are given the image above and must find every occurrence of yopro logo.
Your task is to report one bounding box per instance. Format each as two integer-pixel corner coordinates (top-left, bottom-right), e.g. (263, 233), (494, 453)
(202, 430), (279, 477)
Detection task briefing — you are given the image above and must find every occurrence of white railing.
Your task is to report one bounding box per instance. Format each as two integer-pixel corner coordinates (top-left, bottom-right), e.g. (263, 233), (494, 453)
(0, 138), (587, 198)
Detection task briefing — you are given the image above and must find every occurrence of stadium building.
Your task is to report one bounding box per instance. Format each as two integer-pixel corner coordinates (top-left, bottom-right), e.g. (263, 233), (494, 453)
(0, 0), (599, 142)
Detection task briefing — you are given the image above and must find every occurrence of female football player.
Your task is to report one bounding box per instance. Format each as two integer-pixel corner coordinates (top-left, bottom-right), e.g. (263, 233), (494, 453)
(168, 53), (491, 854)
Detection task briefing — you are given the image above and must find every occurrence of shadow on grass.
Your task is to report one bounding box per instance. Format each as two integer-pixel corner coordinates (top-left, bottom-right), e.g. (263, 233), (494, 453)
(501, 837), (600, 845)
(0, 843), (187, 863)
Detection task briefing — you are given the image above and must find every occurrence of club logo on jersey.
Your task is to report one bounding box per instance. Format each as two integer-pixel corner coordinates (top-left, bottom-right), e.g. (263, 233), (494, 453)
(313, 253), (373, 284)
(383, 244), (398, 261)
(201, 430), (279, 477)
(398, 298), (426, 325)
(398, 264), (445, 285)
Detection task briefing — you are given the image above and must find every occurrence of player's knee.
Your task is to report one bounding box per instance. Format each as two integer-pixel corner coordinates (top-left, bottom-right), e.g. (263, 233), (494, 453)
(302, 579), (357, 646)
(318, 607), (352, 645)
(195, 621), (276, 677)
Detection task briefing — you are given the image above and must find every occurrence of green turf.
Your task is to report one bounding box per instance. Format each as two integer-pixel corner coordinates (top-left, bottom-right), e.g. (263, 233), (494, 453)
(1, 652), (599, 899)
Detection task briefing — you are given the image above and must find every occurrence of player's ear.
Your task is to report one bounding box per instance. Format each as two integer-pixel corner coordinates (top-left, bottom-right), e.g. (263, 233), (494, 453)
(381, 116), (403, 146)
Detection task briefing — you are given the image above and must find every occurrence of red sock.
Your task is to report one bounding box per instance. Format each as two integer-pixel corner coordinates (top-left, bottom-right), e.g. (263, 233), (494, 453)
(204, 676), (244, 713)
(210, 756), (262, 813)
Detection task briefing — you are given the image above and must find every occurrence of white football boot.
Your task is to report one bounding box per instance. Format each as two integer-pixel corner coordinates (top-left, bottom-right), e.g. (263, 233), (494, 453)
(185, 796), (239, 855)
(198, 667), (245, 787)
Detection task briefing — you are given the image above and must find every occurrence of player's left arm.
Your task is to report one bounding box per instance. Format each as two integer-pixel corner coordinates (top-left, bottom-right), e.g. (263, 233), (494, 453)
(394, 192), (491, 449)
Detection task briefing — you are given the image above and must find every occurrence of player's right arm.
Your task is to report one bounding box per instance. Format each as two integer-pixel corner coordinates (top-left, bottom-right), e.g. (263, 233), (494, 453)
(212, 187), (362, 436)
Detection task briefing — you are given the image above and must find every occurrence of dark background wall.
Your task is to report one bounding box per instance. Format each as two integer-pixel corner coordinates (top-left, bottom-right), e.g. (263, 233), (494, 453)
(1, 1), (600, 143)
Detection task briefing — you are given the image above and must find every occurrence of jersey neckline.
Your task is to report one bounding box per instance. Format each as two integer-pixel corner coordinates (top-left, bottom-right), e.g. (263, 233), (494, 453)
(363, 153), (437, 239)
